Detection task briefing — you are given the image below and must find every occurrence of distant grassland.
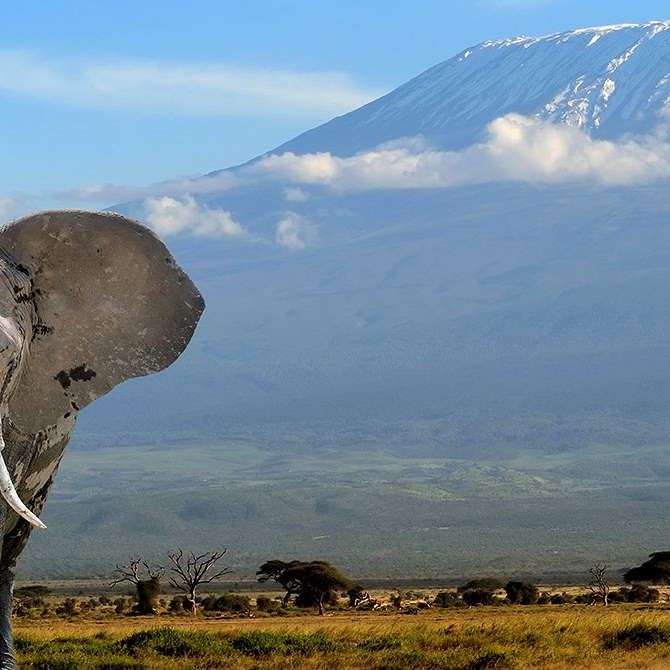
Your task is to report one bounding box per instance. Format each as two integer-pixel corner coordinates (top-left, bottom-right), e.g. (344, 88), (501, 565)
(14, 606), (670, 669)
(17, 432), (670, 582)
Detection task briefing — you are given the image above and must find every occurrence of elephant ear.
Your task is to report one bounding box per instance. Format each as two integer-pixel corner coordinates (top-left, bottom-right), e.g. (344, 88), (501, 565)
(0, 209), (205, 434)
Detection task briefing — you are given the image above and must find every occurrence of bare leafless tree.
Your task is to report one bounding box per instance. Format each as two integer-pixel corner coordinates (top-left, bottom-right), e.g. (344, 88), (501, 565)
(167, 549), (231, 613)
(589, 564), (610, 606)
(110, 557), (165, 614)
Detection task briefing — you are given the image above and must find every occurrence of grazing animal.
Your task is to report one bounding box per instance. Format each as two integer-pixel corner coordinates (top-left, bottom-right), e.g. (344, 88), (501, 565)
(0, 210), (204, 669)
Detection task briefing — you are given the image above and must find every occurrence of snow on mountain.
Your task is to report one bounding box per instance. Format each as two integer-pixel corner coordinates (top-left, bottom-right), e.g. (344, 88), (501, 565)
(105, 21), (670, 446)
(275, 21), (670, 157)
(56, 22), (670, 580)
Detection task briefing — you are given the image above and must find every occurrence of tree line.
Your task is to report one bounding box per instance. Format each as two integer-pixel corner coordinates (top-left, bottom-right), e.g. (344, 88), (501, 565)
(20, 548), (669, 618)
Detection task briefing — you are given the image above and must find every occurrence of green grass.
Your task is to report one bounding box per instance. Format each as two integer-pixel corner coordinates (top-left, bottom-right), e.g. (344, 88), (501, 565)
(14, 606), (670, 669)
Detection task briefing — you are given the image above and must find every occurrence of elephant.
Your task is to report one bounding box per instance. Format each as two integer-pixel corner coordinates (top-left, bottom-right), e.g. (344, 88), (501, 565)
(0, 209), (204, 668)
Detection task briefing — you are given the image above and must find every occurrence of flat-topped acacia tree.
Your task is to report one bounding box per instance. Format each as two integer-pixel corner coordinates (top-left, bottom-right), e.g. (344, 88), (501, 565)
(257, 559), (353, 615)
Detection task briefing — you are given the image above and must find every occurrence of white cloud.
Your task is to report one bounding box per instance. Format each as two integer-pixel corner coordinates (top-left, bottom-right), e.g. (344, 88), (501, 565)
(0, 49), (383, 119)
(275, 212), (317, 250)
(245, 114), (670, 190)
(284, 187), (310, 203)
(33, 113), (670, 244)
(143, 196), (246, 238)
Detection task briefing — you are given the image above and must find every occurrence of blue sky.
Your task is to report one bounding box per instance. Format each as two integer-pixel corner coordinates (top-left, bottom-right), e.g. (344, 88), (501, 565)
(1, 0), (669, 218)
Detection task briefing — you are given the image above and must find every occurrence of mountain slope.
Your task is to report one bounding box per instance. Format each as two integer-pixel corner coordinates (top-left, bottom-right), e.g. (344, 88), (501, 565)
(273, 21), (670, 157)
(41, 22), (670, 579)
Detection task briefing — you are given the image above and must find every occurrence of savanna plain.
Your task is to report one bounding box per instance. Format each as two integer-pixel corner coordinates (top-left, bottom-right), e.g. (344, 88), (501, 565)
(13, 588), (670, 669)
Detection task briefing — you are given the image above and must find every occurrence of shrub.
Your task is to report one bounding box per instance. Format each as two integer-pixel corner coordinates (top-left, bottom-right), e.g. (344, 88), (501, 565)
(608, 589), (627, 603)
(134, 577), (161, 614)
(549, 592), (574, 605)
(505, 581), (538, 605)
(604, 622), (670, 650)
(458, 579), (505, 594)
(14, 585), (49, 610)
(168, 596), (186, 613)
(114, 598), (128, 614)
(462, 589), (496, 606)
(358, 635), (402, 651)
(255, 595), (279, 612)
(468, 650), (515, 669)
(230, 631), (343, 657)
(200, 593), (250, 613)
(626, 584), (660, 603)
(433, 591), (466, 608)
(119, 626), (231, 657)
(55, 598), (79, 616)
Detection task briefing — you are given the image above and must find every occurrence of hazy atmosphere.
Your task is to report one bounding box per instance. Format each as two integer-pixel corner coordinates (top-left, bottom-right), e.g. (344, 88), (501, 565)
(4, 2), (670, 587)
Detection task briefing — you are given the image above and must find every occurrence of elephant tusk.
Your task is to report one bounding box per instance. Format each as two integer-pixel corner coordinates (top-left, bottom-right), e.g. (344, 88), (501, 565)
(0, 425), (46, 529)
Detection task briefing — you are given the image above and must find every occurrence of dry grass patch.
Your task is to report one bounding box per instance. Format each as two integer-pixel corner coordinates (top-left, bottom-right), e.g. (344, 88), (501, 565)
(13, 605), (670, 669)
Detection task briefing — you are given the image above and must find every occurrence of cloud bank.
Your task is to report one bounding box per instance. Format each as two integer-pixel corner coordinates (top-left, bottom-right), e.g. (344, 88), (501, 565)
(0, 49), (382, 118)
(43, 113), (670, 245)
(246, 114), (670, 190)
(144, 196), (246, 238)
(275, 212), (317, 250)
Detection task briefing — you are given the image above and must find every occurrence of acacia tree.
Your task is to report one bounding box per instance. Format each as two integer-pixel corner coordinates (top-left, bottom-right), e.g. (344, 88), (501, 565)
(458, 578), (505, 606)
(257, 559), (353, 615)
(624, 552), (670, 585)
(257, 560), (304, 608)
(111, 557), (165, 614)
(505, 581), (539, 605)
(167, 549), (231, 613)
(589, 564), (610, 606)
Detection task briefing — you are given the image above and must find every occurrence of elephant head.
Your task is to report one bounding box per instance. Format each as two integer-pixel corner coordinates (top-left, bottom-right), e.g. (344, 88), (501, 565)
(0, 209), (204, 668)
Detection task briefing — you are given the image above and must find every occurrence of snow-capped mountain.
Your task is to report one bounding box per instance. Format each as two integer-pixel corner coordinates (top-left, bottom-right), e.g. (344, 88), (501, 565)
(275, 21), (670, 157)
(46, 22), (670, 580)
(106, 20), (670, 450)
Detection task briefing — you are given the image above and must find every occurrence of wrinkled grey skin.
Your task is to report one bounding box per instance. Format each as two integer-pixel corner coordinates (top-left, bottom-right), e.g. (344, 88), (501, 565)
(0, 210), (204, 669)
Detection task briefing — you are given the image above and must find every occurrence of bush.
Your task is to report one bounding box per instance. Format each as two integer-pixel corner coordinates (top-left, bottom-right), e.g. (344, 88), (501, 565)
(134, 577), (161, 614)
(358, 635), (402, 651)
(467, 650), (515, 669)
(201, 593), (250, 613)
(119, 626), (231, 657)
(55, 598), (78, 616)
(168, 596), (186, 613)
(604, 622), (670, 650)
(230, 631), (344, 657)
(626, 584), (660, 603)
(549, 592), (574, 605)
(433, 591), (466, 608)
(14, 585), (49, 609)
(114, 597), (128, 614)
(461, 589), (496, 606)
(608, 588), (628, 603)
(458, 579), (505, 606)
(255, 595), (280, 612)
(505, 581), (538, 605)
(458, 579), (505, 594)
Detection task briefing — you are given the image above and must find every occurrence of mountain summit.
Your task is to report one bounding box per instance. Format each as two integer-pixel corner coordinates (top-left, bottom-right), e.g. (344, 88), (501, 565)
(36, 21), (670, 580)
(275, 21), (670, 157)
